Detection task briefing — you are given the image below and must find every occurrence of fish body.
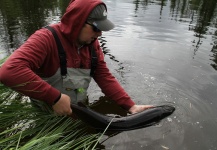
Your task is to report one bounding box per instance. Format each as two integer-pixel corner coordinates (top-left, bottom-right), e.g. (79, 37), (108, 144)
(71, 104), (175, 131)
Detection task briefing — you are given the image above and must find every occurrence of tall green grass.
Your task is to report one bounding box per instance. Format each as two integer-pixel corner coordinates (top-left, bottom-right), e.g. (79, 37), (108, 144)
(0, 58), (104, 150)
(0, 85), (103, 150)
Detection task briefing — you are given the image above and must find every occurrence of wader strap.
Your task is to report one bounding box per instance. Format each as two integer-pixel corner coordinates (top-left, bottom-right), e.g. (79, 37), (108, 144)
(45, 26), (98, 77)
(89, 45), (98, 77)
(45, 26), (67, 77)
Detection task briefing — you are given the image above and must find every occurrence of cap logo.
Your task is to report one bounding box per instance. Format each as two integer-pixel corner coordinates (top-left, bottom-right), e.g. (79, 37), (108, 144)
(103, 10), (107, 16)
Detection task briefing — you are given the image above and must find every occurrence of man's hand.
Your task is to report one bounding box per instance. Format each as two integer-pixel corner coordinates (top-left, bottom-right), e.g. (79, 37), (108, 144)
(129, 104), (154, 114)
(52, 94), (72, 116)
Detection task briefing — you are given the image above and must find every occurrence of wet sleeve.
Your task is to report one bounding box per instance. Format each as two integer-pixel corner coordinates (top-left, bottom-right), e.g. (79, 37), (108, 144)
(0, 29), (60, 105)
(93, 43), (135, 110)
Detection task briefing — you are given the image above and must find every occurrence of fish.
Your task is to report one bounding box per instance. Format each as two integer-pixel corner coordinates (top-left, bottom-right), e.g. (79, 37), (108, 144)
(71, 103), (175, 131)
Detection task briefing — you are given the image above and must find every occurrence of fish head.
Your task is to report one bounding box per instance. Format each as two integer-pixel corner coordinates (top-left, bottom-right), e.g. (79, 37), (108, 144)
(161, 105), (175, 116)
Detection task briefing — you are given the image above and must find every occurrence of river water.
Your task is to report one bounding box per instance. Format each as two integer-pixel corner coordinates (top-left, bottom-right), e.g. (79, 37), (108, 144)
(0, 0), (217, 150)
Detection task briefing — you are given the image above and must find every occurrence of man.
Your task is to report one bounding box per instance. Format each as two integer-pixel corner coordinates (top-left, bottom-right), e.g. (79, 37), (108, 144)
(0, 0), (153, 116)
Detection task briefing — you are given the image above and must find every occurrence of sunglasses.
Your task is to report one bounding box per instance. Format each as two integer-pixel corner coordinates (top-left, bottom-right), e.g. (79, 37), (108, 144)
(86, 22), (101, 32)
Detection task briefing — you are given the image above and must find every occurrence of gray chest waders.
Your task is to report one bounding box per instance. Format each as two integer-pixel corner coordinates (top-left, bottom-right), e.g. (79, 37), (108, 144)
(45, 26), (98, 103)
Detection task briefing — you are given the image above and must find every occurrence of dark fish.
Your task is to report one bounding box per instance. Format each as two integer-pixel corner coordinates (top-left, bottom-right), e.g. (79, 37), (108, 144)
(71, 103), (175, 131)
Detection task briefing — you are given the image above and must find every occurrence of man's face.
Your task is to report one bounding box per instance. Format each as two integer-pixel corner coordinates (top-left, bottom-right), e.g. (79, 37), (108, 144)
(77, 23), (102, 46)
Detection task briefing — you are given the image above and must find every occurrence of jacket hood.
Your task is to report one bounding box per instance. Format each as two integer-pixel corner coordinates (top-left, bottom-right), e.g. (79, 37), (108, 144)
(59, 0), (106, 43)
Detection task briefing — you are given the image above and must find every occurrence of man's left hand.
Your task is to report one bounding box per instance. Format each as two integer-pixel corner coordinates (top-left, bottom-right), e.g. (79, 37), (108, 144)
(129, 105), (154, 114)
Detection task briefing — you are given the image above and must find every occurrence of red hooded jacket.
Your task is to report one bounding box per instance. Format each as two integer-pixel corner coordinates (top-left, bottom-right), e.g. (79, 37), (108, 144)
(0, 0), (135, 110)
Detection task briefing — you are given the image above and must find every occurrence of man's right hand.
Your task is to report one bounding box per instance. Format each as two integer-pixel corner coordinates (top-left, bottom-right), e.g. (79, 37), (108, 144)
(52, 93), (72, 116)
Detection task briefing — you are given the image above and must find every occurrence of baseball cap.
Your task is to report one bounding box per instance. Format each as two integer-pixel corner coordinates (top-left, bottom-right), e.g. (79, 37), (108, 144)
(87, 4), (115, 31)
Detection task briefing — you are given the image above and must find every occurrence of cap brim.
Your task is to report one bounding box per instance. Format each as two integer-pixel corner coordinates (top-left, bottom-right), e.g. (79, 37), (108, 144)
(94, 19), (115, 31)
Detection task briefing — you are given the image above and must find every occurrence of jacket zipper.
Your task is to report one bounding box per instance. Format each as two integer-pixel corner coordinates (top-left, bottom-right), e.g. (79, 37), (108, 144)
(77, 45), (83, 55)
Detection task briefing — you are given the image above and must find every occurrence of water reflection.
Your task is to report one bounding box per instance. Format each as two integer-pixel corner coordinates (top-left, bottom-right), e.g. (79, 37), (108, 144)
(132, 0), (217, 67)
(0, 0), (216, 59)
(0, 0), (70, 54)
(211, 44), (217, 70)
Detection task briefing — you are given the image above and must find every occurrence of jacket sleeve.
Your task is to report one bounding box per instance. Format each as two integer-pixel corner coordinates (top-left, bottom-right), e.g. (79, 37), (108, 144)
(0, 29), (60, 105)
(93, 42), (135, 110)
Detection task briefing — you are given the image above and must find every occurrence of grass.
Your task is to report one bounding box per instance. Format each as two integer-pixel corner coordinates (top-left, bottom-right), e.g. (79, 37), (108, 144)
(0, 57), (106, 150)
(0, 85), (103, 150)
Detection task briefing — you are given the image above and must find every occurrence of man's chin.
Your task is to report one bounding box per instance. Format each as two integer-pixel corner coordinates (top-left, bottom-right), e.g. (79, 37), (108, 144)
(77, 41), (88, 46)
(78, 39), (96, 46)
